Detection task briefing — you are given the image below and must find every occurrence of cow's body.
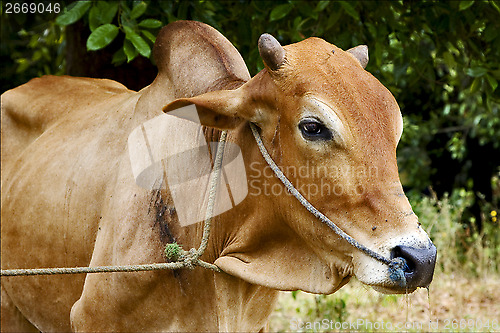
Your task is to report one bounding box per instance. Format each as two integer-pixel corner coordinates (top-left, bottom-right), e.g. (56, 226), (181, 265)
(1, 21), (436, 332)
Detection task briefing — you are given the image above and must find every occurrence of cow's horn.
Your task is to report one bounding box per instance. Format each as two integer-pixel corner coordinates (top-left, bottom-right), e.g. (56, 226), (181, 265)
(258, 33), (285, 71)
(347, 45), (369, 69)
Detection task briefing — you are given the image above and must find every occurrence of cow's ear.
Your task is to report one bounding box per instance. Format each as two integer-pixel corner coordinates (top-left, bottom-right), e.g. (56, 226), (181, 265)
(163, 88), (259, 129)
(347, 45), (369, 69)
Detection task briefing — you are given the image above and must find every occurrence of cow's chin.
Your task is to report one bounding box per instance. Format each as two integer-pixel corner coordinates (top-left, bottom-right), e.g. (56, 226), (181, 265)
(353, 260), (418, 295)
(370, 284), (418, 295)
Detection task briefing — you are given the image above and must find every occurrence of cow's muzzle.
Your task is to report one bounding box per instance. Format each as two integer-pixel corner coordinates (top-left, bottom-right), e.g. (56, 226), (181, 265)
(390, 241), (437, 289)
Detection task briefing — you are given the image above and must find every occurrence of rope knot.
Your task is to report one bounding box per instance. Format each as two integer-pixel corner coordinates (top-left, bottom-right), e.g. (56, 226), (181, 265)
(180, 248), (198, 270)
(164, 244), (197, 269)
(388, 257), (408, 288)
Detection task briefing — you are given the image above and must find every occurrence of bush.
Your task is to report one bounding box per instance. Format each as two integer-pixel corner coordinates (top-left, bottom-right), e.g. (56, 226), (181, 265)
(410, 186), (499, 276)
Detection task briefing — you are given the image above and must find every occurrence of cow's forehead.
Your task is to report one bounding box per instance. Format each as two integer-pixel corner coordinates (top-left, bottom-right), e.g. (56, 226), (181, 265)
(270, 37), (402, 144)
(280, 37), (397, 108)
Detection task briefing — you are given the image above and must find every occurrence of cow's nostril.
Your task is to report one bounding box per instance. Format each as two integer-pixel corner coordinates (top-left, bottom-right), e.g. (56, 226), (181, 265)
(390, 246), (415, 273)
(390, 241), (437, 289)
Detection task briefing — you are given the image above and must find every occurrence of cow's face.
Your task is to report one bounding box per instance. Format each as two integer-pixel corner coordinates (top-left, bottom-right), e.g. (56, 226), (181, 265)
(164, 35), (436, 294)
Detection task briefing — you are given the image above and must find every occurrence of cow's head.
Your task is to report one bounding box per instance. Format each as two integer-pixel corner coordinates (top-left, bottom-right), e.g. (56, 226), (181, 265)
(164, 33), (436, 294)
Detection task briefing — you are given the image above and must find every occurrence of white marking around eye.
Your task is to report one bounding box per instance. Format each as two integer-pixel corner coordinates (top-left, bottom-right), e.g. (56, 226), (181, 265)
(301, 97), (346, 146)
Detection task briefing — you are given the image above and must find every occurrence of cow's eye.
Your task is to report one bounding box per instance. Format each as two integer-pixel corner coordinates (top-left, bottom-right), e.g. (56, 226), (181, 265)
(299, 118), (332, 141)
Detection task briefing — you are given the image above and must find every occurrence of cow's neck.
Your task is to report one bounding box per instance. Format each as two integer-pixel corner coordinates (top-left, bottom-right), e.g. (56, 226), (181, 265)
(197, 123), (286, 260)
(147, 121), (276, 252)
(143, 123), (281, 331)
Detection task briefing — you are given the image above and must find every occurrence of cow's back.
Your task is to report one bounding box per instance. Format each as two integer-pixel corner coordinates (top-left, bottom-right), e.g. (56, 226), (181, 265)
(1, 75), (129, 179)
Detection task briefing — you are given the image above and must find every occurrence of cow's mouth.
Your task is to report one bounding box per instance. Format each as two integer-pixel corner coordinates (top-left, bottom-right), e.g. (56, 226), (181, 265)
(353, 239), (437, 295)
(371, 284), (419, 294)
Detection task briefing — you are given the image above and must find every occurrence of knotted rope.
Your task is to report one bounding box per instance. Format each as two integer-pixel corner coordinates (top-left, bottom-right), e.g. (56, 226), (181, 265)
(248, 123), (408, 287)
(1, 131), (227, 277)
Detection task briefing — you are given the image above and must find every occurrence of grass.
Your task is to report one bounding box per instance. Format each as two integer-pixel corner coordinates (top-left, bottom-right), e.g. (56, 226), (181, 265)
(269, 185), (500, 332)
(269, 273), (500, 332)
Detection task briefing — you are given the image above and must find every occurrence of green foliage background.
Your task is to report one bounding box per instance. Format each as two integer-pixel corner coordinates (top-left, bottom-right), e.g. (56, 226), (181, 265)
(1, 0), (499, 232)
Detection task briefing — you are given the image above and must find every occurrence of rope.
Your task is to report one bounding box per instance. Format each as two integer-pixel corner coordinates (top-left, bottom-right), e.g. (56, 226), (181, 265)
(195, 130), (227, 260)
(2, 123), (406, 287)
(1, 131), (227, 277)
(1, 262), (192, 276)
(248, 123), (407, 287)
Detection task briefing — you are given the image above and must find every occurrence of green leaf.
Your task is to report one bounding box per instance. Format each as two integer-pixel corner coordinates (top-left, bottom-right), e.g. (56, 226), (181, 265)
(270, 3), (293, 22)
(492, 69), (500, 79)
(326, 9), (342, 30)
(87, 24), (119, 51)
(124, 26), (151, 58)
(339, 1), (359, 21)
(485, 74), (498, 91)
(123, 39), (138, 62)
(315, 1), (330, 12)
(138, 19), (162, 29)
(394, 64), (409, 83)
(141, 30), (156, 43)
(88, 5), (100, 32)
(130, 1), (148, 20)
(366, 23), (377, 38)
(112, 48), (126, 65)
(466, 67), (488, 77)
(102, 2), (119, 24)
(56, 1), (91, 26)
(491, 0), (500, 14)
(469, 77), (482, 93)
(15, 58), (30, 73)
(443, 104), (451, 116)
(443, 51), (456, 68)
(484, 24), (498, 42)
(374, 41), (383, 67)
(89, 2), (119, 31)
(32, 50), (42, 62)
(459, 1), (474, 11)
(298, 3), (317, 20)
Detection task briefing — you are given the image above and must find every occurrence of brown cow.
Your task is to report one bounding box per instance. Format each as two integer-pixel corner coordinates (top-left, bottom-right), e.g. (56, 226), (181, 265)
(1, 21), (436, 332)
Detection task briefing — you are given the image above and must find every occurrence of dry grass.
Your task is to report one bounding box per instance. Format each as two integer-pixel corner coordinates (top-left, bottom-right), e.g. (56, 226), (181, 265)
(269, 271), (500, 332)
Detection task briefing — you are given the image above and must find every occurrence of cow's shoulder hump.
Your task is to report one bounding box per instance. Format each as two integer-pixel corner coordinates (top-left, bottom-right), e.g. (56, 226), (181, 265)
(0, 75), (131, 174)
(2, 75), (130, 129)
